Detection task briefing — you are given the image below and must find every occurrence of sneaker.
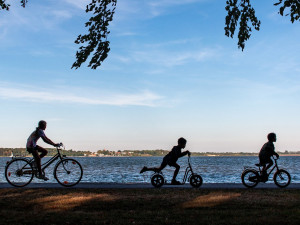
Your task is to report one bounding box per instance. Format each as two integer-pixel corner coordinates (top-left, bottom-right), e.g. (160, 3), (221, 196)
(262, 175), (268, 183)
(153, 168), (160, 173)
(260, 172), (268, 182)
(140, 166), (147, 174)
(37, 174), (49, 181)
(171, 179), (181, 185)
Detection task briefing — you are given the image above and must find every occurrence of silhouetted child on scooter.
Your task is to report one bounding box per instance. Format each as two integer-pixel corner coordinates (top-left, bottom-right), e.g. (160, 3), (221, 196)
(259, 133), (279, 181)
(140, 137), (190, 185)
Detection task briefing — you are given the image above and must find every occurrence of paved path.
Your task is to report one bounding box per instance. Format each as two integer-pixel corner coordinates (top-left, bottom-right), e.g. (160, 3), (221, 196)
(1, 182), (300, 189)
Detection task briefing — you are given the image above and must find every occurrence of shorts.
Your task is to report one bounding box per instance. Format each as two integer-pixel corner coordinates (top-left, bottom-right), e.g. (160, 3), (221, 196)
(160, 155), (177, 168)
(26, 145), (43, 154)
(259, 154), (273, 166)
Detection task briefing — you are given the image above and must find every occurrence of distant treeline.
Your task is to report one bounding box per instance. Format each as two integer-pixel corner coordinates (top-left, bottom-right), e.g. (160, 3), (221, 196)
(0, 148), (299, 157)
(0, 148), (92, 157)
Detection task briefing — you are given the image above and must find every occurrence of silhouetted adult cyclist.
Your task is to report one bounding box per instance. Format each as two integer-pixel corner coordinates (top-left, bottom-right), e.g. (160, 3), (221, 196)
(140, 137), (190, 185)
(26, 120), (60, 180)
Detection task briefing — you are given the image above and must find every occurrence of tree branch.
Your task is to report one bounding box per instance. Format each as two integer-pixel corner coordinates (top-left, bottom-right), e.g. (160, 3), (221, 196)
(274, 0), (300, 23)
(0, 0), (10, 10)
(72, 0), (117, 70)
(225, 0), (260, 51)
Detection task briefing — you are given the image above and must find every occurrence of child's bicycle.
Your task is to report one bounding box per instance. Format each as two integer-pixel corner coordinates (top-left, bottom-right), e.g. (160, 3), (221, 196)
(241, 156), (291, 188)
(5, 143), (83, 187)
(150, 155), (203, 188)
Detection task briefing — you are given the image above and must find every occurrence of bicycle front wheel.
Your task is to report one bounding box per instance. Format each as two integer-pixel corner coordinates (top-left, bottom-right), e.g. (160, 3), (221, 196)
(190, 174), (203, 188)
(5, 158), (34, 187)
(274, 169), (291, 188)
(54, 158), (83, 187)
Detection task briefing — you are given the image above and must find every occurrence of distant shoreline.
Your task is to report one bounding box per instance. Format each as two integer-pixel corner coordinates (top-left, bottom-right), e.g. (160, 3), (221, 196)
(1, 147), (300, 157)
(1, 154), (300, 158)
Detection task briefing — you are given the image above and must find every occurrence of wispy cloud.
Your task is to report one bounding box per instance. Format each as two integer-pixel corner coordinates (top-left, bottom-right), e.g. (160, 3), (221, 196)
(148, 0), (206, 7)
(63, 0), (90, 10)
(133, 49), (216, 67)
(0, 84), (164, 107)
(115, 32), (138, 37)
(147, 0), (207, 16)
(114, 0), (207, 21)
(112, 45), (218, 68)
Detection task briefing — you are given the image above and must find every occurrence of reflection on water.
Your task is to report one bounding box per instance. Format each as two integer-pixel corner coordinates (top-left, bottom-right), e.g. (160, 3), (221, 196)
(1, 156), (299, 183)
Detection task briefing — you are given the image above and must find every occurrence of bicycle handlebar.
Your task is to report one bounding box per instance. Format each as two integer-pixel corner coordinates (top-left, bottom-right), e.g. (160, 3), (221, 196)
(57, 143), (64, 149)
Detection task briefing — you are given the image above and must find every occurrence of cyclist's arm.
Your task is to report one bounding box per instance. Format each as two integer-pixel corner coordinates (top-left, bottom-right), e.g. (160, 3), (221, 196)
(41, 136), (57, 147)
(273, 152), (279, 158)
(179, 150), (190, 157)
(270, 143), (279, 158)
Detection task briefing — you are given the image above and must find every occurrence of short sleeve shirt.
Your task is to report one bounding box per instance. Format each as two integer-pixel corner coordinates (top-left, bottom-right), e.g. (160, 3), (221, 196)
(165, 146), (182, 163)
(259, 142), (275, 158)
(26, 128), (46, 148)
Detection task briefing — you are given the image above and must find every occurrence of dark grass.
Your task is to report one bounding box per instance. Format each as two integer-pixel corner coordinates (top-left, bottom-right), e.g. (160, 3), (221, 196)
(0, 188), (300, 224)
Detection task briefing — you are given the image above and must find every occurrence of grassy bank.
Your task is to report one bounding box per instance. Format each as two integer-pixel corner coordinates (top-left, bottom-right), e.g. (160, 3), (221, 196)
(0, 188), (300, 224)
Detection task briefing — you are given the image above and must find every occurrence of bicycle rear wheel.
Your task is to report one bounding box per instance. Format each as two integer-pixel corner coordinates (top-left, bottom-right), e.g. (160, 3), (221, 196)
(5, 158), (34, 187)
(54, 158), (83, 187)
(241, 169), (259, 188)
(274, 169), (291, 188)
(151, 174), (164, 188)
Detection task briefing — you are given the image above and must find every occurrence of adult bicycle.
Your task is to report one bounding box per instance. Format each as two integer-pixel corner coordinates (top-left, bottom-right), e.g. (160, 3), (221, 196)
(241, 156), (291, 188)
(5, 143), (83, 187)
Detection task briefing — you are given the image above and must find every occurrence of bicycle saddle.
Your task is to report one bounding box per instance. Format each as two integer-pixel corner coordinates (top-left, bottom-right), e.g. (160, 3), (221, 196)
(255, 163), (262, 167)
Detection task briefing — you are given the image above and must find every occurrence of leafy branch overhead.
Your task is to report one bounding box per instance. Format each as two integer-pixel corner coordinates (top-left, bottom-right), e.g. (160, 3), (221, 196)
(0, 0), (27, 10)
(224, 0), (260, 51)
(225, 0), (300, 51)
(274, 0), (300, 23)
(0, 0), (299, 69)
(72, 0), (117, 70)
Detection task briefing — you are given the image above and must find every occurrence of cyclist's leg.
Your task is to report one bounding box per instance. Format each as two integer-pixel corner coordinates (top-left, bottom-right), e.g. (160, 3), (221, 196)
(259, 155), (268, 174)
(31, 149), (42, 175)
(140, 156), (168, 173)
(36, 145), (48, 158)
(156, 160), (168, 172)
(169, 162), (180, 181)
(265, 158), (273, 171)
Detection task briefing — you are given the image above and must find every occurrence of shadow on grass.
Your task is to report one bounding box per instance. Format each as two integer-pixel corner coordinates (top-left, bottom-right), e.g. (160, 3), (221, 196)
(0, 188), (300, 224)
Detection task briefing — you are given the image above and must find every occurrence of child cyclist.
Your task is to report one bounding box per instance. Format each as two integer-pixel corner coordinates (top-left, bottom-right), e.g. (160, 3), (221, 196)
(26, 120), (60, 180)
(140, 137), (190, 185)
(259, 133), (279, 181)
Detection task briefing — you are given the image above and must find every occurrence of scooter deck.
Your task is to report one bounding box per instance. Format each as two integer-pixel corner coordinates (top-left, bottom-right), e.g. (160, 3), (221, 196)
(164, 182), (184, 185)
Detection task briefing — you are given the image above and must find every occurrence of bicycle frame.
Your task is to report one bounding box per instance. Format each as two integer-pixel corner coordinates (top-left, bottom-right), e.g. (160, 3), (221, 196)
(9, 146), (66, 173)
(181, 156), (194, 183)
(257, 157), (280, 177)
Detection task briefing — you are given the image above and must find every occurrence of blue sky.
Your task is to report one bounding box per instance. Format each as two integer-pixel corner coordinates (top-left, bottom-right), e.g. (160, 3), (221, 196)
(0, 0), (300, 152)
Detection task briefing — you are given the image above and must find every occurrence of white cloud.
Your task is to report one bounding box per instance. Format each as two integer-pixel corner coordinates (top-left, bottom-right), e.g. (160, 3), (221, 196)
(148, 0), (206, 7)
(116, 32), (138, 37)
(0, 84), (163, 107)
(63, 0), (90, 10)
(51, 10), (73, 19)
(147, 0), (206, 16)
(113, 47), (218, 67)
(114, 0), (207, 21)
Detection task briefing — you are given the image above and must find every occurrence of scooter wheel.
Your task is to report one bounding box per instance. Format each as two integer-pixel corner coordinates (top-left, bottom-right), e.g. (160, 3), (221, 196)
(151, 174), (164, 188)
(190, 174), (203, 188)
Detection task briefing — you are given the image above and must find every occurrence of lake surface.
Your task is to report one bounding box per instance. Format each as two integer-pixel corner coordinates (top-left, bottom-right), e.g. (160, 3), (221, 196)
(0, 156), (299, 184)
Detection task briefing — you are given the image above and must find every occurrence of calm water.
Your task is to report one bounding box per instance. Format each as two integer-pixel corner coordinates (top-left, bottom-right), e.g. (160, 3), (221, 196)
(0, 156), (299, 184)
